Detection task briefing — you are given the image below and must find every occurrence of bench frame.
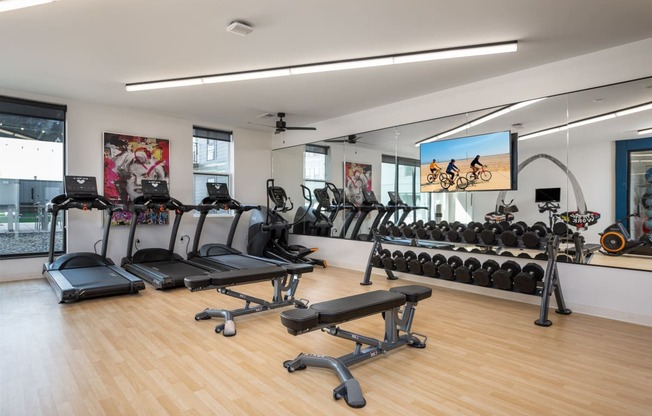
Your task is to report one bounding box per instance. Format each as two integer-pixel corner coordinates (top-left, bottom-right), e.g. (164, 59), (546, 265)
(191, 270), (308, 336)
(283, 286), (429, 408)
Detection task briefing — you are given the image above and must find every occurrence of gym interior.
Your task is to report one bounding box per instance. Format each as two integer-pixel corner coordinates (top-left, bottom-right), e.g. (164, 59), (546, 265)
(1, 1), (652, 415)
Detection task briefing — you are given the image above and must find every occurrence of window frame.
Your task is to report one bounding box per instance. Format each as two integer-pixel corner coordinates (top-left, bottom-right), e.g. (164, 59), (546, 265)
(192, 126), (233, 216)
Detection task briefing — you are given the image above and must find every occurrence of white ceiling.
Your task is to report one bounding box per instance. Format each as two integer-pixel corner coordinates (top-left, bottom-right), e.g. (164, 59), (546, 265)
(1, 0), (651, 131)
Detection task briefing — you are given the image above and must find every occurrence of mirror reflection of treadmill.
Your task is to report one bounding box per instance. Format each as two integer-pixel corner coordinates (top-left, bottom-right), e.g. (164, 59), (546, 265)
(43, 175), (145, 302)
(350, 190), (383, 240)
(121, 180), (226, 290)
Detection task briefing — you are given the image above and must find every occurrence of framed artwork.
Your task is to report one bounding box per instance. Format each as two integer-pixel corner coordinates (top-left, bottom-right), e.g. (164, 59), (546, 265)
(345, 161), (372, 207)
(103, 132), (170, 225)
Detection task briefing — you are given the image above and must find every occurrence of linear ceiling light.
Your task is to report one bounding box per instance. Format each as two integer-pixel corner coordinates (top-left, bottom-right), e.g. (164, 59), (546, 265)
(415, 97), (544, 147)
(0, 0), (55, 13)
(639, 127), (652, 135)
(125, 41), (518, 92)
(519, 101), (652, 141)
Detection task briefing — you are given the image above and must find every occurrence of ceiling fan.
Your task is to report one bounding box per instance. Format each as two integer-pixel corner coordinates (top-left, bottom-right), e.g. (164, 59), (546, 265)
(272, 112), (317, 134)
(327, 134), (363, 144)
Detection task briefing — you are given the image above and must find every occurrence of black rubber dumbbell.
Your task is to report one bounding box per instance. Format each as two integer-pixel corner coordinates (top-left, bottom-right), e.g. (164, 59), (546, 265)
(429, 221), (451, 241)
(393, 250), (416, 272)
(408, 252), (432, 275)
(492, 260), (522, 290)
(422, 253), (447, 278)
(402, 221), (424, 238)
(501, 251), (514, 257)
(438, 255), (463, 280)
(534, 252), (548, 261)
(522, 222), (549, 249)
(461, 221), (484, 244)
(500, 222), (526, 247)
(447, 223), (467, 242)
(517, 252), (532, 259)
(370, 248), (391, 268)
(513, 263), (545, 294)
(377, 222), (394, 237)
(382, 250), (404, 270)
(473, 259), (500, 287)
(480, 222), (503, 245)
(415, 221), (437, 239)
(454, 257), (481, 284)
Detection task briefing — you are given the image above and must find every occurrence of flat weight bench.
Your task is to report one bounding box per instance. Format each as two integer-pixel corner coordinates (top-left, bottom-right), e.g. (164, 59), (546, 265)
(280, 285), (432, 408)
(185, 263), (312, 336)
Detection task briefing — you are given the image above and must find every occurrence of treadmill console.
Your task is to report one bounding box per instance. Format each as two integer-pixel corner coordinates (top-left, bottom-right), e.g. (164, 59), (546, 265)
(387, 191), (403, 205)
(206, 182), (232, 202)
(142, 180), (170, 201)
(268, 186), (287, 208)
(313, 188), (331, 206)
(64, 176), (99, 199)
(363, 190), (379, 204)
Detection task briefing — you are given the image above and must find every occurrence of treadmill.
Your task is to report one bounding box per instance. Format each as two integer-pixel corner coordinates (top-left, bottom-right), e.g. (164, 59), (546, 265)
(43, 175), (145, 303)
(188, 182), (313, 275)
(121, 180), (223, 289)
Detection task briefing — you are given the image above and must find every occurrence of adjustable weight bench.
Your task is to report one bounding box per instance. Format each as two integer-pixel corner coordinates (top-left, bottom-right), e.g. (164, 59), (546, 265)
(280, 285), (431, 408)
(184, 263), (312, 336)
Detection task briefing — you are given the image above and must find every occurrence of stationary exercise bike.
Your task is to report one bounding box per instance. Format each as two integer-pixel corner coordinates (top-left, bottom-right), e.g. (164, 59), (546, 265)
(599, 214), (652, 256)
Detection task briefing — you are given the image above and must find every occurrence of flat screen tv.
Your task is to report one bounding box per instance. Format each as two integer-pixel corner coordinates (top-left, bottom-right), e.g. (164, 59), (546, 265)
(419, 130), (518, 193)
(535, 187), (561, 203)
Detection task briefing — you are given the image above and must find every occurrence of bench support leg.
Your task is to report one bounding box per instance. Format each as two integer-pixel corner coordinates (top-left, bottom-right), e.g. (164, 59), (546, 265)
(194, 274), (307, 336)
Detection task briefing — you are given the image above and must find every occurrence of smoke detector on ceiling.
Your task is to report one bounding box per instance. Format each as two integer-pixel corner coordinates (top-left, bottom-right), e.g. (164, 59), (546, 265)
(226, 21), (254, 36)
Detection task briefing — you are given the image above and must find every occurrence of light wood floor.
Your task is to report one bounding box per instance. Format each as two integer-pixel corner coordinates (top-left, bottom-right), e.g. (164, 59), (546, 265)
(1, 267), (651, 416)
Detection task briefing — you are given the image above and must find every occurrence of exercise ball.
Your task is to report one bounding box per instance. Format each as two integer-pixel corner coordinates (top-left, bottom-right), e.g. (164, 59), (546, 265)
(642, 193), (652, 209)
(645, 219), (652, 234)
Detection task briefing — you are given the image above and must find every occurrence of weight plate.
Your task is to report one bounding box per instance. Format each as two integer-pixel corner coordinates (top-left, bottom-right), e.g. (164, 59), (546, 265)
(500, 260), (522, 274)
(522, 263), (545, 281)
(482, 259), (500, 271)
(448, 255), (463, 267)
(418, 252), (432, 263)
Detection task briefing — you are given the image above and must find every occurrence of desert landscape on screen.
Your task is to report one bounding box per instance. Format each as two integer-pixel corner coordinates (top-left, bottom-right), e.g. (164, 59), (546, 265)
(421, 153), (512, 192)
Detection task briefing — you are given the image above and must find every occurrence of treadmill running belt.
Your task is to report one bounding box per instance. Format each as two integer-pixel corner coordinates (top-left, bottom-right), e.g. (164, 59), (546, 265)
(204, 254), (280, 270)
(61, 267), (135, 290)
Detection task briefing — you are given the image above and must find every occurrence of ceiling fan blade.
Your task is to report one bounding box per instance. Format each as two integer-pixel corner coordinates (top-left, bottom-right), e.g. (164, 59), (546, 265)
(285, 127), (317, 131)
(274, 129), (283, 134)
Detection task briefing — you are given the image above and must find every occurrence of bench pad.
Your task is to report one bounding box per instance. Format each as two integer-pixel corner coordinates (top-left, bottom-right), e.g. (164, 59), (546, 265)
(184, 266), (286, 290)
(281, 290), (406, 332)
(389, 285), (432, 303)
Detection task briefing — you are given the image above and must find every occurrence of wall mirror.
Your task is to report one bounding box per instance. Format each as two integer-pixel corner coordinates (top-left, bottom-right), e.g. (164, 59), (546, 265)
(272, 76), (652, 272)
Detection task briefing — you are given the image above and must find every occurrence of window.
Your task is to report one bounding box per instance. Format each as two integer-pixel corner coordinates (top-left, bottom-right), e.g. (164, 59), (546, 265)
(192, 127), (232, 212)
(0, 96), (66, 257)
(382, 154), (430, 224)
(304, 144), (330, 199)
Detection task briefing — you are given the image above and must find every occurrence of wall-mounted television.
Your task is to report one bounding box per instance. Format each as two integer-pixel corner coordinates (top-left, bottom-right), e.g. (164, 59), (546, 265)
(535, 187), (561, 203)
(419, 130), (518, 193)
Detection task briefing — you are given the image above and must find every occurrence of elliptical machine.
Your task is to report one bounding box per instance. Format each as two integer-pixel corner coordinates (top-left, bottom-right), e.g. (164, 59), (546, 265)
(248, 179), (326, 267)
(292, 185), (333, 237)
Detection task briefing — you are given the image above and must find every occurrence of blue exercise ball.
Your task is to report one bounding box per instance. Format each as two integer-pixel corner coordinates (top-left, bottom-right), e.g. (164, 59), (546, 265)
(643, 193), (652, 209)
(646, 209), (652, 218)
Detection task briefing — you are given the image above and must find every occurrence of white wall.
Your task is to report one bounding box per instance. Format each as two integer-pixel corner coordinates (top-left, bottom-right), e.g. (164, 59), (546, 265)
(0, 92), (273, 281)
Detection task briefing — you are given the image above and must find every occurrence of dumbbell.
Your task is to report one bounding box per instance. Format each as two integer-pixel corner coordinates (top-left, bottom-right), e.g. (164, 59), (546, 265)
(534, 252), (548, 261)
(382, 250), (404, 270)
(415, 221), (437, 239)
(377, 222), (393, 236)
(401, 220), (425, 238)
(461, 221), (484, 244)
(492, 260), (522, 290)
(408, 252), (432, 275)
(454, 257), (481, 284)
(480, 222), (503, 245)
(438, 255), (463, 280)
(553, 221), (572, 237)
(522, 222), (549, 249)
(370, 248), (391, 268)
(429, 221), (451, 241)
(517, 252), (532, 259)
(393, 250), (416, 272)
(473, 259), (500, 287)
(500, 221), (528, 247)
(422, 253), (447, 278)
(501, 251), (514, 257)
(513, 263), (545, 294)
(447, 222), (468, 242)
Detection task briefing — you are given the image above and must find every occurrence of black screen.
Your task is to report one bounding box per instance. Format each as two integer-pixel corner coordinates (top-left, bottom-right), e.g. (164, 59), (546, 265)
(207, 182), (231, 202)
(535, 187), (561, 203)
(363, 190), (378, 204)
(64, 176), (98, 199)
(141, 180), (169, 200)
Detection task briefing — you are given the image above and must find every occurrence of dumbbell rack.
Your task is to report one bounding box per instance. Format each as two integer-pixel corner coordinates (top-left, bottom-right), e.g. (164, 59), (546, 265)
(361, 232), (572, 326)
